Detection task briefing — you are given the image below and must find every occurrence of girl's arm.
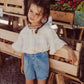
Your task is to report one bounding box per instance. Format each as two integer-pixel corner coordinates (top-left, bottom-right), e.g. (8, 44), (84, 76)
(21, 53), (24, 74)
(55, 45), (77, 64)
(63, 45), (77, 64)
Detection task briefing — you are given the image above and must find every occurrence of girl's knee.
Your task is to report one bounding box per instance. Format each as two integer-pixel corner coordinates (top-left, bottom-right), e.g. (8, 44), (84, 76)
(25, 78), (34, 84)
(37, 79), (47, 84)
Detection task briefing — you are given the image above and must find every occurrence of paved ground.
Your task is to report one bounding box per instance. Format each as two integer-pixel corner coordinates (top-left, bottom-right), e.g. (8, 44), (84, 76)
(0, 55), (25, 84)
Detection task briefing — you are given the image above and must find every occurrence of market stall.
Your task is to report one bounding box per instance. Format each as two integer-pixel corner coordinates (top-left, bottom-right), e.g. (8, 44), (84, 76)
(0, 0), (84, 84)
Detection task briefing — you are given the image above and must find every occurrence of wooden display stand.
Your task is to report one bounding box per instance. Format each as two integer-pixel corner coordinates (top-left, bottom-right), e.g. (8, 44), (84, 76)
(0, 28), (83, 84)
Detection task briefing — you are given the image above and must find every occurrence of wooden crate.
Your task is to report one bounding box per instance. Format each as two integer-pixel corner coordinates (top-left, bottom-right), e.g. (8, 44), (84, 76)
(0, 28), (82, 77)
(50, 10), (74, 25)
(4, 0), (24, 15)
(49, 44), (81, 76)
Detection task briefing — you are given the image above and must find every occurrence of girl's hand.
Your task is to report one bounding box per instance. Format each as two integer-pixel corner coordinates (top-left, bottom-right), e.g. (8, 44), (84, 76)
(21, 53), (24, 74)
(63, 45), (77, 64)
(21, 64), (24, 74)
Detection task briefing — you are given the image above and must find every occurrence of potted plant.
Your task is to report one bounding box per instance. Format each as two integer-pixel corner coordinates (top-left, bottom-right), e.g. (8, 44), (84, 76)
(50, 0), (83, 12)
(50, 0), (83, 25)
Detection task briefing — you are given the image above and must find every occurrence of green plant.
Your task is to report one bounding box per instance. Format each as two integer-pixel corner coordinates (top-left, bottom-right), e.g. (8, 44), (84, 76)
(76, 1), (84, 12)
(50, 0), (83, 12)
(50, 3), (73, 12)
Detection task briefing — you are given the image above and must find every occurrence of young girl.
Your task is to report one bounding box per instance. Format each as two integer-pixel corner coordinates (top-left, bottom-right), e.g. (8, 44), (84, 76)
(12, 0), (77, 84)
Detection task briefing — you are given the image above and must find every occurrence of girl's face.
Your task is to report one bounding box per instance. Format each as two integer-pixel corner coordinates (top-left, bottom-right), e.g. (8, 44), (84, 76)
(28, 3), (44, 25)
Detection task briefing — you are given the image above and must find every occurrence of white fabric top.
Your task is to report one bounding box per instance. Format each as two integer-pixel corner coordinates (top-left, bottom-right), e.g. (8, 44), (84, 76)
(12, 24), (66, 55)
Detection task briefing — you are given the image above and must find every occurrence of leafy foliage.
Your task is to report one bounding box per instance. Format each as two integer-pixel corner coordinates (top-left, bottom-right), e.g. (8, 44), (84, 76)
(76, 1), (84, 12)
(50, 0), (84, 12)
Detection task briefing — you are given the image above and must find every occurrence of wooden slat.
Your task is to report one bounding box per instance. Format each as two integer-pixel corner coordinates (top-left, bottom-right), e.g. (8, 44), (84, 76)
(52, 21), (73, 29)
(80, 26), (84, 29)
(5, 7), (24, 14)
(49, 58), (78, 76)
(5, 0), (24, 3)
(5, 0), (24, 6)
(74, 51), (79, 66)
(55, 74), (65, 84)
(47, 72), (55, 84)
(3, 12), (26, 18)
(79, 29), (84, 41)
(0, 29), (18, 42)
(0, 5), (4, 9)
(0, 42), (21, 58)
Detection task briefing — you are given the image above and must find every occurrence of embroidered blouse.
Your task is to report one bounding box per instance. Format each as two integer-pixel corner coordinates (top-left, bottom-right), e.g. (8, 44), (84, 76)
(12, 24), (66, 55)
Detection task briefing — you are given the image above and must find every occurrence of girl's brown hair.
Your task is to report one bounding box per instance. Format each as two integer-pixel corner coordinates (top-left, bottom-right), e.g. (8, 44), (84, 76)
(27, 0), (50, 33)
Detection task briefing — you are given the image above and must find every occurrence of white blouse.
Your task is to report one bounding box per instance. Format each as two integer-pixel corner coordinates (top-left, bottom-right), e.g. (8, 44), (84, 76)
(12, 24), (66, 55)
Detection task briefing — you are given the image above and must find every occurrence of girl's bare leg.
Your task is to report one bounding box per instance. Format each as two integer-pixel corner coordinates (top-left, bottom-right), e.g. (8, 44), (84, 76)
(37, 79), (47, 84)
(25, 78), (34, 84)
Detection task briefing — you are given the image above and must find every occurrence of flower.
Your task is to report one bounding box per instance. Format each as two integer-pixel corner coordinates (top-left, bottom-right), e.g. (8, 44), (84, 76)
(72, 4), (76, 8)
(50, 0), (83, 12)
(73, 0), (76, 3)
(68, 1), (73, 5)
(76, 1), (80, 4)
(60, 1), (64, 5)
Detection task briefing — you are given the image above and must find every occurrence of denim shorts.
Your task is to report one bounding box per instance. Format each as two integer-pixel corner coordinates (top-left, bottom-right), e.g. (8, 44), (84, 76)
(24, 51), (49, 80)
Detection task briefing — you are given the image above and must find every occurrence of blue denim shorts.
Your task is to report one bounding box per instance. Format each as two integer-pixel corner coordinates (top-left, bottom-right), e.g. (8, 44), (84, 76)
(24, 51), (49, 80)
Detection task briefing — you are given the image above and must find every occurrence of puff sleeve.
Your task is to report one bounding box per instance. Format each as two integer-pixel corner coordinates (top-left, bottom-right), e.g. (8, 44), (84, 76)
(12, 29), (24, 52)
(46, 26), (67, 55)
